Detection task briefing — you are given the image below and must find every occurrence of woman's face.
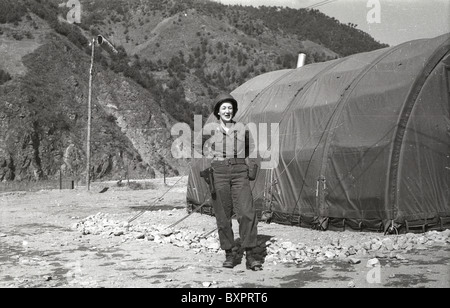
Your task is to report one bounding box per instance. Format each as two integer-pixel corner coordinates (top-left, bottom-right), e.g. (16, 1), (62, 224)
(218, 102), (234, 123)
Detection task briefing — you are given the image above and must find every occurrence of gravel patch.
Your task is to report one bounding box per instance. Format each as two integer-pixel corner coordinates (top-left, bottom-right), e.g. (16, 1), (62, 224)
(73, 210), (450, 266)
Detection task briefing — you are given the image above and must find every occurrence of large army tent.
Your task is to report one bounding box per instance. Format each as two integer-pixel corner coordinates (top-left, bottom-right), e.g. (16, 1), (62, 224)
(186, 33), (450, 233)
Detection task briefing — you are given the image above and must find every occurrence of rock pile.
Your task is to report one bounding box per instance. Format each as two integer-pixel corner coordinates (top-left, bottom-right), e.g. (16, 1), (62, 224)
(72, 212), (223, 254)
(264, 229), (450, 264)
(73, 212), (450, 265)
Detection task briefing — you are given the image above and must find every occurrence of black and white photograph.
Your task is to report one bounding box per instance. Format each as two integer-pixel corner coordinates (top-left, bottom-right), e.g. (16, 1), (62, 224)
(0, 0), (449, 291)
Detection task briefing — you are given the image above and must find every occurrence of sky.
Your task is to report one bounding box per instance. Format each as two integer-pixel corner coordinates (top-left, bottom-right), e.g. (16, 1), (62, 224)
(212, 0), (450, 46)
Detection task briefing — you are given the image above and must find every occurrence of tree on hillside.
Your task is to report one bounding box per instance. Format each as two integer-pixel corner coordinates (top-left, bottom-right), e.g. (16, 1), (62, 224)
(0, 69), (12, 85)
(0, 0), (26, 24)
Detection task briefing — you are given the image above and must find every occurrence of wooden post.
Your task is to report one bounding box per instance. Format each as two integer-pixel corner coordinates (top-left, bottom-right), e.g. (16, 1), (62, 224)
(127, 162), (129, 184)
(163, 160), (166, 185)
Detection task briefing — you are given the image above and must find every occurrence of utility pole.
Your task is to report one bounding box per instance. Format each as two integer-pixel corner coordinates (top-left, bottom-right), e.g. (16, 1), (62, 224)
(86, 35), (118, 191)
(86, 37), (95, 191)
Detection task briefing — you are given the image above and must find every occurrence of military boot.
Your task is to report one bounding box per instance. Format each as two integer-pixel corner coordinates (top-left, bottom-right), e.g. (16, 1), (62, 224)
(245, 248), (262, 271)
(222, 249), (234, 268)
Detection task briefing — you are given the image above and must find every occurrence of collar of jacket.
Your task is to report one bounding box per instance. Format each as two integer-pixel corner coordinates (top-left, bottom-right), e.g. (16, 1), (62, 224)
(217, 119), (236, 135)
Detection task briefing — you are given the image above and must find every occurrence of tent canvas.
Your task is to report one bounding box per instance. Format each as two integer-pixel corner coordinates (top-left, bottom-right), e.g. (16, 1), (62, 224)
(186, 33), (450, 233)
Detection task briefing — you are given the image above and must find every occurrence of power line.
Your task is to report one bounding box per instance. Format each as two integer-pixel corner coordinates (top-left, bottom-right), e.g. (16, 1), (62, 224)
(306, 0), (331, 9)
(306, 0), (338, 9)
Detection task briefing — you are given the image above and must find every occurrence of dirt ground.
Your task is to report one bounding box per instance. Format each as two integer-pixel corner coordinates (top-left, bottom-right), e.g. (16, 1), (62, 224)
(1, 177), (449, 290)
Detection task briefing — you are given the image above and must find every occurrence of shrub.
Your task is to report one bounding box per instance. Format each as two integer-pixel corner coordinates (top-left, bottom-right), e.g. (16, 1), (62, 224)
(106, 114), (117, 123)
(0, 69), (11, 85)
(0, 0), (26, 24)
(118, 181), (156, 190)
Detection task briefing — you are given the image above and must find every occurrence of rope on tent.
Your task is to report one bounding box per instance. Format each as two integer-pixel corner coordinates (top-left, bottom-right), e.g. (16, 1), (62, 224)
(200, 214), (237, 238)
(385, 220), (399, 235)
(128, 155), (217, 227)
(127, 174), (186, 224)
(165, 199), (210, 230)
(128, 162), (217, 228)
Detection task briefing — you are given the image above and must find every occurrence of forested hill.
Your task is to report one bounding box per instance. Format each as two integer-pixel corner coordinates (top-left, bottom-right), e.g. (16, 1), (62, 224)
(227, 5), (388, 56)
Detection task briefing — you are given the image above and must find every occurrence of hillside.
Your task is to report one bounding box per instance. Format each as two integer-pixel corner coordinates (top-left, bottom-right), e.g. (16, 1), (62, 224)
(0, 4), (187, 183)
(0, 0), (388, 184)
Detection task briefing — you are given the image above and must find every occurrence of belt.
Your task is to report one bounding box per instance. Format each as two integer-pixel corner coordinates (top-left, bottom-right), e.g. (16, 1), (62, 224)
(211, 158), (246, 165)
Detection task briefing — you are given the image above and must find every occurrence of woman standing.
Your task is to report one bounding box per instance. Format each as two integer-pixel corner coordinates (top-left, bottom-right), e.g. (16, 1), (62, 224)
(204, 93), (262, 271)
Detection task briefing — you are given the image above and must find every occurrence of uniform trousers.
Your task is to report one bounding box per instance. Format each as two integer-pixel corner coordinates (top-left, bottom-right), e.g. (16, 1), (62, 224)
(211, 160), (258, 250)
